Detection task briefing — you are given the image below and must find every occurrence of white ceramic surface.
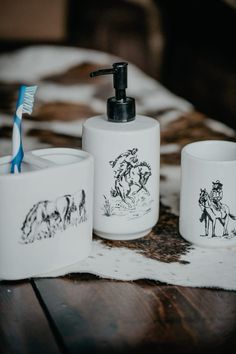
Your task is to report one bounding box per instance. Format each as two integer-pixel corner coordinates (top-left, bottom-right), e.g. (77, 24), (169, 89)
(82, 115), (160, 240)
(0, 148), (94, 280)
(179, 140), (236, 247)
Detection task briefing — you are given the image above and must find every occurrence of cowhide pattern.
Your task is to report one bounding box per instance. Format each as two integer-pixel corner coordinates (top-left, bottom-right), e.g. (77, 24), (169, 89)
(160, 112), (236, 165)
(42, 62), (106, 85)
(26, 102), (98, 122)
(27, 128), (82, 148)
(0, 47), (235, 267)
(96, 203), (193, 264)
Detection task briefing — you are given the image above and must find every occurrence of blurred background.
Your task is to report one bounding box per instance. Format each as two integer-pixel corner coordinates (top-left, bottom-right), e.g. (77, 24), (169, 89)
(0, 0), (235, 129)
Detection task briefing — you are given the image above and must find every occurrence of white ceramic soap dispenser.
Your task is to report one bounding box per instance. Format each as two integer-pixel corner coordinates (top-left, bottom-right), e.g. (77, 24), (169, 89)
(82, 62), (160, 240)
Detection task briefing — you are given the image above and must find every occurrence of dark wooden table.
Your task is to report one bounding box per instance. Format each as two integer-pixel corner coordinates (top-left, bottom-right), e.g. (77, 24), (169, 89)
(1, 274), (236, 354)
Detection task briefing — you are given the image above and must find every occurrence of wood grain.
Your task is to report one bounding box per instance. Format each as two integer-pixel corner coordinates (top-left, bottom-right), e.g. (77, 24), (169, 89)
(0, 281), (61, 354)
(33, 276), (236, 354)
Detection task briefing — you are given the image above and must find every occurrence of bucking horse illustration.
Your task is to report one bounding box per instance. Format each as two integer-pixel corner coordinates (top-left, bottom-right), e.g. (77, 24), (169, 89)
(109, 148), (152, 204)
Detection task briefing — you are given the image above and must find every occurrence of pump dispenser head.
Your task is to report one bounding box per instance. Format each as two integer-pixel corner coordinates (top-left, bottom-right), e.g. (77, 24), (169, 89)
(90, 62), (136, 122)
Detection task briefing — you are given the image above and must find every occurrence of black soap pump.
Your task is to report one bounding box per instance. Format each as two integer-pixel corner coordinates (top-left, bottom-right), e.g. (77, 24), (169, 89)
(90, 62), (135, 122)
(82, 62), (160, 241)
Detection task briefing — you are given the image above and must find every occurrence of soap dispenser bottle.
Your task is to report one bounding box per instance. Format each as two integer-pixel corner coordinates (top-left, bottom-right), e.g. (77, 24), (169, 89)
(82, 62), (160, 240)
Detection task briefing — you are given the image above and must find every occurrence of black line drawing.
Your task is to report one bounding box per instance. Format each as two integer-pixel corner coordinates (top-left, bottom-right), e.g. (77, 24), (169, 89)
(21, 189), (87, 244)
(198, 180), (236, 238)
(102, 148), (153, 218)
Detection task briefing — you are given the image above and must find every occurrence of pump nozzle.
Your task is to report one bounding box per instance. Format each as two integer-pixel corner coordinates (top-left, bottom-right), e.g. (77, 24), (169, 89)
(90, 62), (135, 122)
(90, 68), (114, 77)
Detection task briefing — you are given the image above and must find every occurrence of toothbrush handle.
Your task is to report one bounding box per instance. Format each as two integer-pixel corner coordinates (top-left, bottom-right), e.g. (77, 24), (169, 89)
(11, 113), (24, 173)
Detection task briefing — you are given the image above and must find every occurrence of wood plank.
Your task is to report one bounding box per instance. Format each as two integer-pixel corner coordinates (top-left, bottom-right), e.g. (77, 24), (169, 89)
(34, 275), (236, 354)
(0, 280), (62, 354)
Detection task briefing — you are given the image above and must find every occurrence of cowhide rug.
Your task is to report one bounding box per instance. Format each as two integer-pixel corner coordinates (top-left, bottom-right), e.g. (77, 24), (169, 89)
(0, 46), (236, 289)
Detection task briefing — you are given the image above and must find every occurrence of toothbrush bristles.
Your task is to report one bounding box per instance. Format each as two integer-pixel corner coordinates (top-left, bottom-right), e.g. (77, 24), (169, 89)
(22, 85), (38, 115)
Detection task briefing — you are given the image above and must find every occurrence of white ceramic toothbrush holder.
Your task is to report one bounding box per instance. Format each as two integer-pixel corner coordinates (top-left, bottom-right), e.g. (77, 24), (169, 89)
(179, 140), (236, 248)
(0, 148), (94, 280)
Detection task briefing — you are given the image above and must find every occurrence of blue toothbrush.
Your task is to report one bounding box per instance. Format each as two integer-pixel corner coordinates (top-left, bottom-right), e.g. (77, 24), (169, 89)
(11, 85), (38, 173)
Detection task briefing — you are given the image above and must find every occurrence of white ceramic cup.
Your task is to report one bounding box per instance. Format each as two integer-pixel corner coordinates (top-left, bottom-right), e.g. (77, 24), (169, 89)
(0, 148), (94, 280)
(179, 140), (236, 247)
